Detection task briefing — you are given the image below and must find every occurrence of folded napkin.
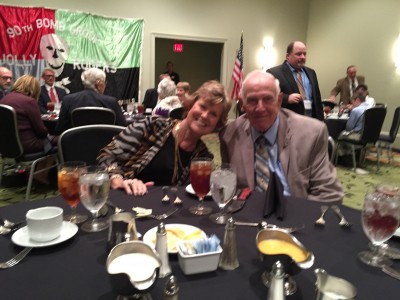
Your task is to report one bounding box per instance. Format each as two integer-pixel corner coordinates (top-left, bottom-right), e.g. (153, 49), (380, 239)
(132, 206), (152, 217)
(263, 171), (285, 220)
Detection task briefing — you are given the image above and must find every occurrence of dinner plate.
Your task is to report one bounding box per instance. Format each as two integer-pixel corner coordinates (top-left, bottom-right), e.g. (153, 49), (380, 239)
(142, 223), (206, 254)
(185, 184), (212, 197)
(11, 221), (78, 248)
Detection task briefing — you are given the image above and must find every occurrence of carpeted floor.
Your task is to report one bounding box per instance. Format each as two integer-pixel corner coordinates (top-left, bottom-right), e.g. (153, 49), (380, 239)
(1, 133), (399, 210)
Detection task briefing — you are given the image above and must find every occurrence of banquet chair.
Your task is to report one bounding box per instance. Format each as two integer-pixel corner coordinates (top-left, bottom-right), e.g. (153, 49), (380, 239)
(0, 104), (58, 201)
(328, 136), (336, 163)
(376, 106), (400, 164)
(168, 107), (185, 119)
(58, 124), (125, 165)
(334, 106), (387, 171)
(71, 107), (116, 127)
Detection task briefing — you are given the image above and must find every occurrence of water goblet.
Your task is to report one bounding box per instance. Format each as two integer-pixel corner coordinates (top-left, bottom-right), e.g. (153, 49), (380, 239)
(358, 187), (400, 267)
(79, 166), (110, 232)
(189, 157), (213, 215)
(209, 163), (237, 224)
(58, 161), (88, 224)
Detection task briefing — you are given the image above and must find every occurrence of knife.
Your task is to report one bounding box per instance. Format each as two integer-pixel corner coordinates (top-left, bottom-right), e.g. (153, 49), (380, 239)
(226, 188), (251, 213)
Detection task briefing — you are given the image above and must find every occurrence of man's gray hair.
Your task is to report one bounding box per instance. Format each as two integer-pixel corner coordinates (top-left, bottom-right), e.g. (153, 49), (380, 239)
(240, 70), (280, 101)
(81, 68), (106, 90)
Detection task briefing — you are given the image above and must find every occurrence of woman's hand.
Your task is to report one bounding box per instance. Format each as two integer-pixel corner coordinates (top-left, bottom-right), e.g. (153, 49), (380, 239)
(111, 177), (154, 196)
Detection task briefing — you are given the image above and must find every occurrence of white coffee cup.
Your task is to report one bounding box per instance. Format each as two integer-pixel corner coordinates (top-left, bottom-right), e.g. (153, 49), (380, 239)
(26, 206), (63, 242)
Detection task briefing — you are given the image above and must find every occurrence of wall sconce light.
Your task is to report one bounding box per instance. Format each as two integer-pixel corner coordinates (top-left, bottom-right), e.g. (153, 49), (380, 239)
(260, 38), (275, 71)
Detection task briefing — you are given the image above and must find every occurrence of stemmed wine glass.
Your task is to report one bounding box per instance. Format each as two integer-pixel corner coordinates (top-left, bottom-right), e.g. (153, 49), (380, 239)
(189, 157), (214, 215)
(79, 166), (110, 232)
(358, 186), (400, 267)
(58, 161), (88, 224)
(209, 163), (237, 224)
(47, 102), (55, 115)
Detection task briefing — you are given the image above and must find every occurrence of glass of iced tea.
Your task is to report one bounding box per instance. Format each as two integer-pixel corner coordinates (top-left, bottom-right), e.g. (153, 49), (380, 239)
(58, 161), (88, 224)
(47, 102), (55, 114)
(189, 157), (214, 215)
(358, 185), (400, 267)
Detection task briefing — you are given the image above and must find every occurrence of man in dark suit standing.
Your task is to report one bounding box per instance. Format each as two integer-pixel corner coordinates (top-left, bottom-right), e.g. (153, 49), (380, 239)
(267, 41), (324, 120)
(38, 68), (67, 114)
(55, 68), (126, 134)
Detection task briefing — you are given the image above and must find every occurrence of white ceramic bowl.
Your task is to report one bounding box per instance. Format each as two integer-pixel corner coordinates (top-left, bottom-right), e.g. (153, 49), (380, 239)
(26, 206), (63, 242)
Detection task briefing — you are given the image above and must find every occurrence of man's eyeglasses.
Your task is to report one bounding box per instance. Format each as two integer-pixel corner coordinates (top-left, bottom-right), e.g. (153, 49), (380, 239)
(0, 76), (12, 80)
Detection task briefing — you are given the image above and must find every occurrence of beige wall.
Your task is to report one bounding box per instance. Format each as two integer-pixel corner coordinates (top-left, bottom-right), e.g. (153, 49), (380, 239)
(307, 0), (400, 145)
(0, 0), (309, 98)
(2, 0), (399, 144)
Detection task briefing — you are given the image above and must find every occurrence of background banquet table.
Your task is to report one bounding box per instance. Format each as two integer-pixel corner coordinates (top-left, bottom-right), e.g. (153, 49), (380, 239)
(1, 187), (399, 299)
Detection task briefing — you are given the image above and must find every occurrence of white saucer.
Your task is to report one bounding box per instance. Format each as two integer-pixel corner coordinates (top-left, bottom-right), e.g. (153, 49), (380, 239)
(394, 227), (400, 238)
(185, 184), (211, 197)
(11, 221), (78, 248)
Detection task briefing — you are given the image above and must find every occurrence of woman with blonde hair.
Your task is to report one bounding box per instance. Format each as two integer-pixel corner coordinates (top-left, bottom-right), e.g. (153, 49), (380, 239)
(98, 80), (231, 196)
(0, 74), (56, 153)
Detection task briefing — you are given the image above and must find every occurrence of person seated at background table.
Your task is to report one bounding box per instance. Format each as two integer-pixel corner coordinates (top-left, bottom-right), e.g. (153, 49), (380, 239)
(338, 94), (369, 140)
(55, 68), (126, 134)
(98, 80), (231, 196)
(354, 84), (375, 109)
(152, 81), (192, 117)
(0, 74), (57, 153)
(151, 77), (177, 116)
(0, 66), (13, 100)
(142, 74), (170, 110)
(329, 65), (365, 106)
(176, 81), (192, 109)
(38, 68), (67, 114)
(220, 70), (343, 202)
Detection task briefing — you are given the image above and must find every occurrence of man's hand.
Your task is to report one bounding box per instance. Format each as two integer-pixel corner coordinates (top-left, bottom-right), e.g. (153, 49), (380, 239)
(288, 93), (303, 104)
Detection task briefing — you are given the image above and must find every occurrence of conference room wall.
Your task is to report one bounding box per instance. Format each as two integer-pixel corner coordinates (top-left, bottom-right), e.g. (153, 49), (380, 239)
(307, 0), (400, 146)
(1, 0), (309, 102)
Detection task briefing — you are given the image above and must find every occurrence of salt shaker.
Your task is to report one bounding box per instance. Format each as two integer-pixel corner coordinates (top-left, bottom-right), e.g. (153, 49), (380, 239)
(218, 217), (239, 270)
(164, 275), (179, 300)
(267, 261), (285, 300)
(155, 222), (172, 278)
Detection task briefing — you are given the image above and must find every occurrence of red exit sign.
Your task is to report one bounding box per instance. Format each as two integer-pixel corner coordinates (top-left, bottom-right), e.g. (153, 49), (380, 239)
(173, 43), (183, 52)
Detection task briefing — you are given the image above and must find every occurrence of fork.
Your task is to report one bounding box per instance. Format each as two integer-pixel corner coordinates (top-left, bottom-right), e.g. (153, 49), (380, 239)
(315, 205), (329, 226)
(140, 207), (179, 220)
(331, 205), (352, 227)
(0, 247), (32, 269)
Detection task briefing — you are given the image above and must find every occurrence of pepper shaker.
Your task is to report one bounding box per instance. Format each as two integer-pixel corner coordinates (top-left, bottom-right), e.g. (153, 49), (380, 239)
(155, 222), (172, 278)
(267, 261), (285, 300)
(164, 275), (179, 300)
(218, 217), (239, 270)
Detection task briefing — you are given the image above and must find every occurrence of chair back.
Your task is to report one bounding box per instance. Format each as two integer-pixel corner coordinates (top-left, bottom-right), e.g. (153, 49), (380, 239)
(327, 136), (336, 163)
(71, 106), (116, 127)
(360, 106), (387, 144)
(0, 104), (23, 158)
(388, 106), (400, 142)
(58, 124), (125, 165)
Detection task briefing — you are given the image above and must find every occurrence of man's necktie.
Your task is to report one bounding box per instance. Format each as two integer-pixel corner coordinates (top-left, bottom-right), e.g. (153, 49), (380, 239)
(351, 80), (355, 91)
(49, 87), (57, 103)
(295, 70), (305, 98)
(255, 136), (270, 192)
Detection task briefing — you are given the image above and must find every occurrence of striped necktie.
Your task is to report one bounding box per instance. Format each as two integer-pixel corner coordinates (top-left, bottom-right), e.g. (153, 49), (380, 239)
(255, 136), (270, 192)
(295, 70), (305, 98)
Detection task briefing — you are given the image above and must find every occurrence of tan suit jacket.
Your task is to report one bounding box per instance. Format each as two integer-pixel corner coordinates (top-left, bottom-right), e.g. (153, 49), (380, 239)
(330, 75), (365, 105)
(220, 109), (343, 202)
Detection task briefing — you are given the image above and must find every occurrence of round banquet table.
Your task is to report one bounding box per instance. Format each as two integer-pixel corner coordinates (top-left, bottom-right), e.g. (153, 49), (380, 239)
(0, 187), (399, 299)
(324, 118), (347, 139)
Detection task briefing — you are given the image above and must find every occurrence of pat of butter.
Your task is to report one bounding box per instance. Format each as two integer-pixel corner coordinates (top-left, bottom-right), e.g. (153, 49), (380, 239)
(132, 206), (152, 217)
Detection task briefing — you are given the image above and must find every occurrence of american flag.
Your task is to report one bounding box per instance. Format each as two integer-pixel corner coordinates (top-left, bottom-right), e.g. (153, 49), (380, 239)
(231, 33), (243, 100)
